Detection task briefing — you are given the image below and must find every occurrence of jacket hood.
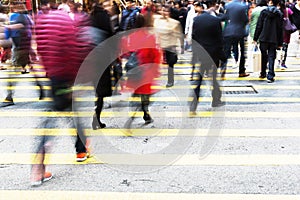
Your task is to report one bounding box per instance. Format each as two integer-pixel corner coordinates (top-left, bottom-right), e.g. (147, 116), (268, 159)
(265, 6), (281, 18)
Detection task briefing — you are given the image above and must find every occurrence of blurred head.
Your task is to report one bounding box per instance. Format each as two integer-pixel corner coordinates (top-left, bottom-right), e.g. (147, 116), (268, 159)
(174, 0), (183, 8)
(268, 0), (280, 6)
(126, 0), (135, 9)
(161, 4), (170, 18)
(135, 14), (146, 27)
(194, 1), (205, 12)
(257, 0), (268, 6)
(102, 0), (112, 13)
(145, 0), (153, 7)
(10, 2), (27, 13)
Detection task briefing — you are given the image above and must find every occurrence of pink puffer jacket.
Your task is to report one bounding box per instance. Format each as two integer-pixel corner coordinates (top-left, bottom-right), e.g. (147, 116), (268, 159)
(35, 10), (90, 82)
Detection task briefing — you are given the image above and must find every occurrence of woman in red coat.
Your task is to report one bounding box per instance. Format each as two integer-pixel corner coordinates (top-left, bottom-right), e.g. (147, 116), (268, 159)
(121, 14), (161, 123)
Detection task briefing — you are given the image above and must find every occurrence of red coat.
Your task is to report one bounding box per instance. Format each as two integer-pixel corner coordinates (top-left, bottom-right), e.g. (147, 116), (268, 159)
(121, 29), (161, 94)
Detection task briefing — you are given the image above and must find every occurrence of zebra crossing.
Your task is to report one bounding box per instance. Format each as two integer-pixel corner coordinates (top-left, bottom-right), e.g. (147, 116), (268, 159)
(0, 53), (300, 198)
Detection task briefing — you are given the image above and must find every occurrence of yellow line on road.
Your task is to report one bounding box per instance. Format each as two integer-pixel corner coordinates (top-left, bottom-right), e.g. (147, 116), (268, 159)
(3, 153), (300, 165)
(1, 85), (300, 90)
(0, 78), (50, 82)
(1, 191), (300, 200)
(4, 96), (300, 102)
(2, 76), (300, 82)
(1, 128), (300, 137)
(0, 71), (46, 75)
(0, 111), (300, 118)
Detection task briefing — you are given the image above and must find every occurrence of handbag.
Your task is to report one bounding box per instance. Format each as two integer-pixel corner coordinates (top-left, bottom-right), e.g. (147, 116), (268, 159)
(124, 52), (143, 82)
(252, 44), (261, 72)
(283, 8), (297, 33)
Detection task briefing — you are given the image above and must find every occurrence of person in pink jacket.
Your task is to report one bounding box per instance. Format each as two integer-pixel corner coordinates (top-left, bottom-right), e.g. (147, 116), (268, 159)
(31, 2), (92, 186)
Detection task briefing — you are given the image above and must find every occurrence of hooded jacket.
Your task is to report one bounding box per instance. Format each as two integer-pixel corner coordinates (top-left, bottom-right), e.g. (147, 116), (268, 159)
(254, 6), (283, 46)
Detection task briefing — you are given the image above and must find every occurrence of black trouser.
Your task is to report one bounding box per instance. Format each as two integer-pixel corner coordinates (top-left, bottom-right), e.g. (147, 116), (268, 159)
(282, 42), (289, 65)
(259, 42), (276, 80)
(35, 78), (86, 155)
(164, 47), (178, 85)
(190, 57), (221, 112)
(222, 36), (246, 74)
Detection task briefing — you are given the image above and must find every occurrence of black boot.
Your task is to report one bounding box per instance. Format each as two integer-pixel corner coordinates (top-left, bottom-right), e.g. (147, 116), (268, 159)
(143, 113), (153, 124)
(92, 114), (106, 130)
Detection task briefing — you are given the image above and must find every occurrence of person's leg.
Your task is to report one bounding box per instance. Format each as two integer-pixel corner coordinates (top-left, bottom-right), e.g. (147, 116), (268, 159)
(211, 59), (222, 104)
(267, 43), (277, 81)
(232, 40), (239, 63)
(220, 36), (232, 78)
(165, 48), (177, 87)
(141, 94), (153, 123)
(238, 37), (247, 75)
(259, 42), (268, 78)
(92, 96), (106, 129)
(190, 65), (204, 112)
(281, 42), (288, 68)
(31, 133), (53, 186)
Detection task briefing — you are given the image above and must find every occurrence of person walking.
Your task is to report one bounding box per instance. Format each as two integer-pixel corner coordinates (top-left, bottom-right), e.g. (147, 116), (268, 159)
(278, 0), (293, 69)
(121, 14), (161, 124)
(221, 0), (249, 78)
(89, 1), (114, 130)
(31, 2), (92, 186)
(253, 0), (283, 83)
(191, 0), (226, 112)
(153, 4), (182, 88)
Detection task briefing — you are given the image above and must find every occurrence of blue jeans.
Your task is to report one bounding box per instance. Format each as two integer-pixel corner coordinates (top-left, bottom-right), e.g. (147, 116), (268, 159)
(259, 42), (276, 80)
(222, 36), (246, 74)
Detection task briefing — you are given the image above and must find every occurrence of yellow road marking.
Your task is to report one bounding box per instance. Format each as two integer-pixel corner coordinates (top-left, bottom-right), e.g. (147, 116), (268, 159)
(4, 96), (300, 103)
(1, 85), (300, 90)
(0, 71), (46, 75)
(0, 78), (49, 82)
(2, 76), (300, 82)
(1, 191), (300, 200)
(0, 111), (300, 118)
(0, 128), (299, 137)
(3, 153), (300, 165)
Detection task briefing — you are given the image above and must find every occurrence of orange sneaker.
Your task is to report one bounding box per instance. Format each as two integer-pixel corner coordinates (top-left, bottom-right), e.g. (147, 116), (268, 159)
(76, 152), (88, 162)
(31, 172), (53, 187)
(76, 139), (91, 162)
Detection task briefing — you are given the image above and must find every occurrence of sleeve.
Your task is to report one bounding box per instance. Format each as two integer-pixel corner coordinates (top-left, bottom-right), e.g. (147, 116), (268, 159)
(277, 14), (283, 46)
(253, 12), (263, 41)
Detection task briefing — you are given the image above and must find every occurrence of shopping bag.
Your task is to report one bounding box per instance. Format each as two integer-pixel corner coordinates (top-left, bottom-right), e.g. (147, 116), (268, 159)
(252, 45), (261, 72)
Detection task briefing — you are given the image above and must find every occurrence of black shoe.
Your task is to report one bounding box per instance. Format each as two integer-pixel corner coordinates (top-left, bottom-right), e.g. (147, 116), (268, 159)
(143, 114), (154, 124)
(92, 115), (106, 130)
(211, 100), (225, 108)
(166, 83), (174, 88)
(37, 84), (45, 100)
(259, 75), (266, 79)
(21, 70), (29, 74)
(267, 78), (275, 83)
(238, 73), (250, 77)
(1, 97), (14, 107)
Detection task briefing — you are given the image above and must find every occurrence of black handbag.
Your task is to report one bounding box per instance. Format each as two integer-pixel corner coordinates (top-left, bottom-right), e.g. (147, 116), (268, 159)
(125, 52), (143, 82)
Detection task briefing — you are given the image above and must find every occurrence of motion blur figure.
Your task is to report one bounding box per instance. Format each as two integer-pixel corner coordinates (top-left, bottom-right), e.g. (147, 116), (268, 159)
(121, 14), (161, 125)
(31, 1), (93, 186)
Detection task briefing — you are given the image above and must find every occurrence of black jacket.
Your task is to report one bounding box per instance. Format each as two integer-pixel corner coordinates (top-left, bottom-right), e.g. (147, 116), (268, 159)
(192, 12), (226, 63)
(254, 6), (283, 46)
(291, 5), (300, 29)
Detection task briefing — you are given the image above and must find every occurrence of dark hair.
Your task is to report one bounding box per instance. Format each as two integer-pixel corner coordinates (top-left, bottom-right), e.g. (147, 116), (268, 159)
(257, 0), (268, 6)
(271, 0), (280, 6)
(175, 0), (183, 7)
(135, 14), (145, 28)
(204, 0), (217, 8)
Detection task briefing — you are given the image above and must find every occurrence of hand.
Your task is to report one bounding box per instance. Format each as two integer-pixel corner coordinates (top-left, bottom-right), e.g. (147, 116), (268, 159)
(253, 41), (257, 45)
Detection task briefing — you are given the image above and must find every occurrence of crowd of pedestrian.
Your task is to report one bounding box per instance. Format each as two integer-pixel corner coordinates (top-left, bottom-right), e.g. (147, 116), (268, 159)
(0, 0), (299, 187)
